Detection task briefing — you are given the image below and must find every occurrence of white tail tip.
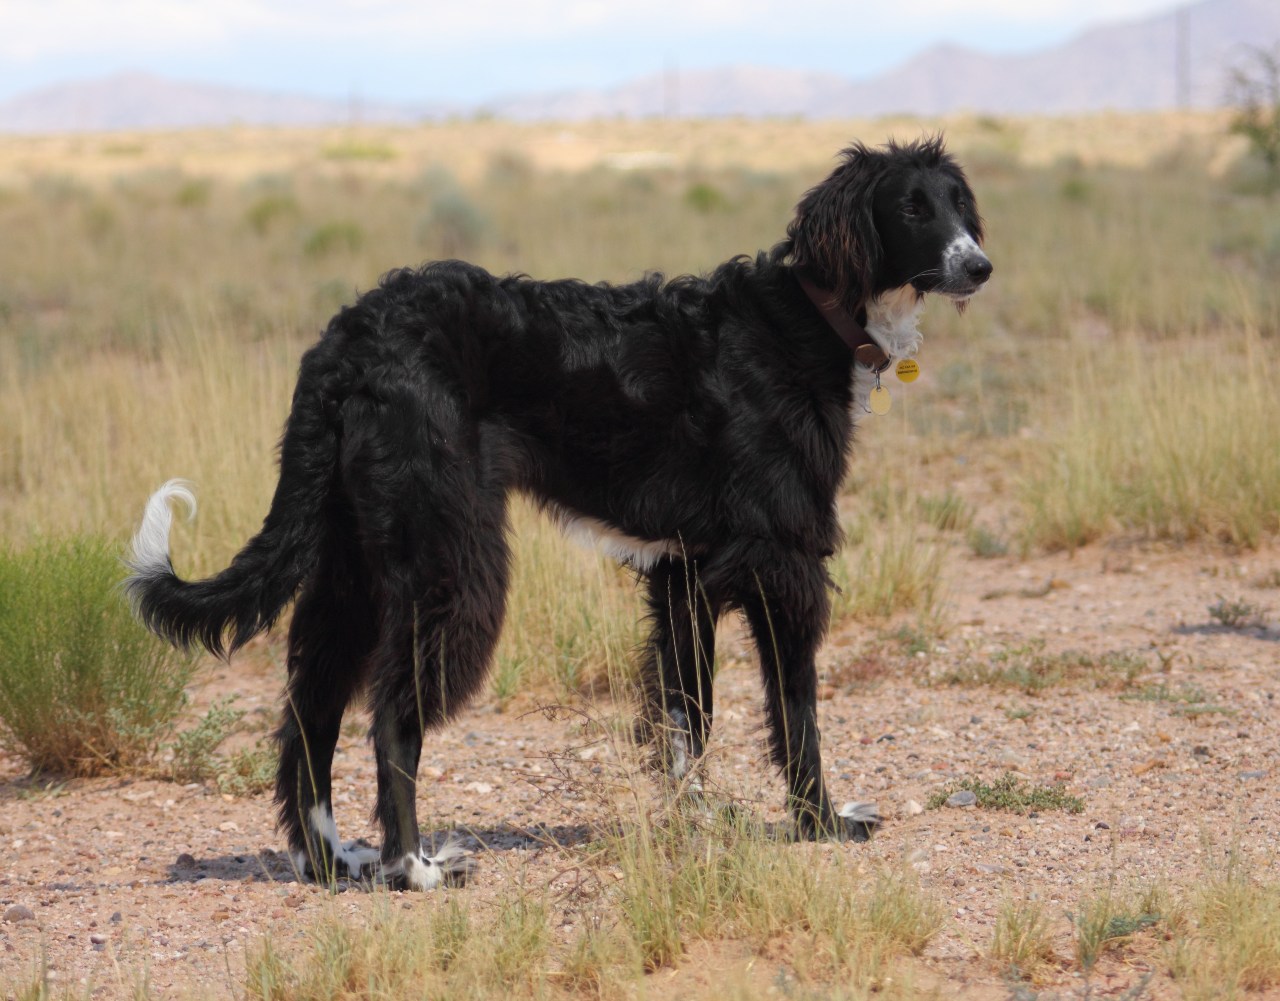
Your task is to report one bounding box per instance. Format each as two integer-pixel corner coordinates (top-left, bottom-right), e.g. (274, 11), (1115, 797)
(128, 479), (197, 577)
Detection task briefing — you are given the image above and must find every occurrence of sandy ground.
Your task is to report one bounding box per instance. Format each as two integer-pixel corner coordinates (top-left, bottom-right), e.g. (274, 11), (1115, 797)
(2, 538), (1278, 1000)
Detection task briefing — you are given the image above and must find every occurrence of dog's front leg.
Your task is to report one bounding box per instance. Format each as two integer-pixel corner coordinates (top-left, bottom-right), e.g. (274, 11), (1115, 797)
(640, 558), (721, 791)
(741, 558), (879, 842)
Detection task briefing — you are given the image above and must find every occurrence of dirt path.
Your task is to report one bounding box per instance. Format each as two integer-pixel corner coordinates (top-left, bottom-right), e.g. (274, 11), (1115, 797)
(2, 541), (1277, 999)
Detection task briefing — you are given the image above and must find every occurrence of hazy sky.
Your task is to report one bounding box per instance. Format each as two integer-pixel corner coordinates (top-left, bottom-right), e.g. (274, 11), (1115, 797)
(1, 0), (1186, 104)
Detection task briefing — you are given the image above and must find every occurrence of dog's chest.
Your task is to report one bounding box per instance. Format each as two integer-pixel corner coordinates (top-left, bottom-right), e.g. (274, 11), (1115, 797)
(548, 505), (685, 571)
(849, 287), (923, 418)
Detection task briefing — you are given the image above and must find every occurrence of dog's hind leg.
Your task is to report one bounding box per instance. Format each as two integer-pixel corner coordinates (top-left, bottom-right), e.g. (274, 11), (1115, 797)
(275, 509), (380, 883)
(641, 557), (721, 792)
(364, 493), (510, 891)
(739, 554), (880, 843)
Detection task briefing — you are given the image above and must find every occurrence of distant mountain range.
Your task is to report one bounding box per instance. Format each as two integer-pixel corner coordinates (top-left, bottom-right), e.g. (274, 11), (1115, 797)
(1, 0), (1275, 132)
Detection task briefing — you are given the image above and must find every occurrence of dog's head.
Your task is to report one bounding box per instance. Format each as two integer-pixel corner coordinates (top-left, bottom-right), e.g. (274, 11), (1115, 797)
(779, 136), (991, 313)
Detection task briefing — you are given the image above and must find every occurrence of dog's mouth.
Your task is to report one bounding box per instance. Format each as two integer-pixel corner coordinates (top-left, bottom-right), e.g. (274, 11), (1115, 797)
(914, 267), (992, 301)
(939, 284), (984, 302)
(911, 277), (985, 300)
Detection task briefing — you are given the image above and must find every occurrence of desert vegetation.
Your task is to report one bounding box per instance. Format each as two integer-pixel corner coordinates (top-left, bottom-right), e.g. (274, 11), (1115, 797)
(2, 111), (1279, 999)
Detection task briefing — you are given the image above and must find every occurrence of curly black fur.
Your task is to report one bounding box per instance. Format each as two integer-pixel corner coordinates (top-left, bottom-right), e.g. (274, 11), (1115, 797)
(126, 137), (990, 880)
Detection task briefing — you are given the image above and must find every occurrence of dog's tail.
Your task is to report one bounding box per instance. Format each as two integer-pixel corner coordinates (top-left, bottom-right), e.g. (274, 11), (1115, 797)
(124, 368), (340, 657)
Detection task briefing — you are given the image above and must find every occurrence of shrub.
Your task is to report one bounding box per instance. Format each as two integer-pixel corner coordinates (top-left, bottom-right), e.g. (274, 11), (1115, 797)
(684, 181), (728, 213)
(0, 536), (195, 775)
(1227, 45), (1280, 192)
(245, 193), (299, 234)
(417, 190), (489, 257)
(302, 221), (365, 258)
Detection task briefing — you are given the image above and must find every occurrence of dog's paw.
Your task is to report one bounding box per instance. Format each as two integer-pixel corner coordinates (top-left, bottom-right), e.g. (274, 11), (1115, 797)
(293, 840), (380, 883)
(836, 801), (882, 842)
(380, 840), (476, 892)
(792, 801), (882, 843)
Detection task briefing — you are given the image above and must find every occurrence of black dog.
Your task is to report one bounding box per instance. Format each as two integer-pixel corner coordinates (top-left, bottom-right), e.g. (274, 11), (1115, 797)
(126, 136), (990, 890)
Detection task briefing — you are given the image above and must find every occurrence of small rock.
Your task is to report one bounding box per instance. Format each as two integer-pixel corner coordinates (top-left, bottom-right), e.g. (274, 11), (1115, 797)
(975, 862), (1011, 875)
(110, 912), (122, 924)
(1239, 770), (1267, 780)
(945, 790), (978, 808)
(218, 821), (239, 833)
(1094, 821), (1111, 830)
(903, 799), (925, 817)
(175, 853), (197, 868)
(89, 933), (108, 945)
(463, 781), (493, 795)
(4, 904), (35, 923)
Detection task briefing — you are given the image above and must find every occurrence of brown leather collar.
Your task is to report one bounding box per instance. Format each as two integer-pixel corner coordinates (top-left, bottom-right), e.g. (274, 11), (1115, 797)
(795, 272), (889, 372)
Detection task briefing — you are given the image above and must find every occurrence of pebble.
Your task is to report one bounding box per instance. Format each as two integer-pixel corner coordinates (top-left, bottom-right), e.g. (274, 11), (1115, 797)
(89, 933), (108, 945)
(1239, 770), (1267, 780)
(4, 904), (35, 923)
(946, 790), (978, 808)
(903, 799), (925, 817)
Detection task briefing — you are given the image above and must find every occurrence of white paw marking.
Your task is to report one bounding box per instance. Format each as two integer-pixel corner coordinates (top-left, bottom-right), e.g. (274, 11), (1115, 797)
(382, 839), (474, 891)
(839, 801), (883, 826)
(303, 804), (379, 877)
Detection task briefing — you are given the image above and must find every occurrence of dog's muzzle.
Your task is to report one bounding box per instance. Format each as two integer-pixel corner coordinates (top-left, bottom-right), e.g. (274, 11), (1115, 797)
(940, 242), (993, 299)
(963, 251), (993, 286)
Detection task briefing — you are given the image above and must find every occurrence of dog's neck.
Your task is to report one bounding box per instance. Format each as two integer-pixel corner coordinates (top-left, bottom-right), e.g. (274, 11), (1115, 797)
(796, 272), (923, 367)
(795, 272), (889, 373)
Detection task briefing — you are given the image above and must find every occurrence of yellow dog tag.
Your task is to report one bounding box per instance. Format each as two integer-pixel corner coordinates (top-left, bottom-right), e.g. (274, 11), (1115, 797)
(895, 359), (920, 383)
(868, 386), (891, 415)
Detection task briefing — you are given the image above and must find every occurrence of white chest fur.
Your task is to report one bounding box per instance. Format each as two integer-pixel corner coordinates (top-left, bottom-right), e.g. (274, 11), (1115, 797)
(850, 285), (923, 417)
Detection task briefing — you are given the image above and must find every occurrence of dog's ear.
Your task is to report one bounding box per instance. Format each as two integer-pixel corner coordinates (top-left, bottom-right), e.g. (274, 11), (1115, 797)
(779, 144), (883, 314)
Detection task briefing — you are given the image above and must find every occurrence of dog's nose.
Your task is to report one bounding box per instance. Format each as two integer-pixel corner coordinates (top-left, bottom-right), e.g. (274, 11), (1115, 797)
(964, 254), (993, 284)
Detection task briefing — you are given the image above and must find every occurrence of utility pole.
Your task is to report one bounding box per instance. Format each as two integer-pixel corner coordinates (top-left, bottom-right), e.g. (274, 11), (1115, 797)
(663, 56), (679, 119)
(1175, 5), (1191, 109)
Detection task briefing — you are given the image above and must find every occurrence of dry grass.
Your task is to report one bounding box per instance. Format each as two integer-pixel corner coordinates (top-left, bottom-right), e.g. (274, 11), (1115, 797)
(244, 808), (945, 1001)
(2, 112), (1280, 999)
(1169, 853), (1280, 999)
(990, 896), (1059, 982)
(1020, 326), (1280, 551)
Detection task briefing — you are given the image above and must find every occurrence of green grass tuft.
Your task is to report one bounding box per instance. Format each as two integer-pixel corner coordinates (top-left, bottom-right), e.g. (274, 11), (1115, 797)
(928, 773), (1084, 814)
(1207, 595), (1266, 629)
(0, 535), (196, 776)
(936, 640), (1145, 694)
(1071, 886), (1164, 973)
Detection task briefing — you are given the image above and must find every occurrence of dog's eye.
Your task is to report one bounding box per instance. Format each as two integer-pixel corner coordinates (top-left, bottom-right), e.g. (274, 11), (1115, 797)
(901, 202), (920, 218)
(956, 199), (968, 213)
